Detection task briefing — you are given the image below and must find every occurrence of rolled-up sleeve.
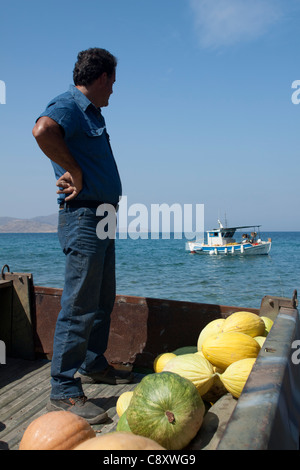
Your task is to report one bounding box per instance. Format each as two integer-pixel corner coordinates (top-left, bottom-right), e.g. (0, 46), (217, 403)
(38, 103), (79, 140)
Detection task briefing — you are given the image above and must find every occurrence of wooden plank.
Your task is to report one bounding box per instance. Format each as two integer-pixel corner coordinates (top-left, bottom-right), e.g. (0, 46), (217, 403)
(0, 359), (46, 388)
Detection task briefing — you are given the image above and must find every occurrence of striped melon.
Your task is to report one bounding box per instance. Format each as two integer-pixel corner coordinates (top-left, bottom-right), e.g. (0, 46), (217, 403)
(162, 353), (215, 396)
(126, 372), (205, 450)
(219, 357), (257, 398)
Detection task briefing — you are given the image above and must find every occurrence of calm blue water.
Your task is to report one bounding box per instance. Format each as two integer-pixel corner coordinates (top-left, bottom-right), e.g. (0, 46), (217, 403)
(0, 232), (299, 309)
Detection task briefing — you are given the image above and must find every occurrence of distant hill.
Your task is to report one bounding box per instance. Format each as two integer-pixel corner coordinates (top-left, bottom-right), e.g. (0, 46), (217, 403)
(0, 214), (58, 233)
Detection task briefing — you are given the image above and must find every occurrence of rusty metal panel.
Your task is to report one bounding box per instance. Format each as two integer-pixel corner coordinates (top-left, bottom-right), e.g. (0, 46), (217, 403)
(1, 269), (35, 360)
(0, 280), (13, 354)
(103, 295), (259, 368)
(33, 288), (259, 365)
(259, 290), (298, 321)
(34, 286), (62, 358)
(217, 305), (300, 450)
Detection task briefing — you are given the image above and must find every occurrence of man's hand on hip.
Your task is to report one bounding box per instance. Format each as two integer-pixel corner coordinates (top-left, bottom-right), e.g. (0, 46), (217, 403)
(56, 170), (83, 201)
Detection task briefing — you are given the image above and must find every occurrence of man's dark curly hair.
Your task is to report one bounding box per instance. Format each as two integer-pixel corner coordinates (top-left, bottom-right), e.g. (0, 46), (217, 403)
(73, 48), (117, 86)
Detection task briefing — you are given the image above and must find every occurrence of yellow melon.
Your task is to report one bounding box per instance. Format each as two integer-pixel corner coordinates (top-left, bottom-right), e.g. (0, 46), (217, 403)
(222, 311), (265, 338)
(254, 336), (266, 348)
(153, 352), (176, 373)
(219, 357), (257, 398)
(162, 353), (215, 396)
(116, 391), (134, 417)
(195, 350), (224, 373)
(202, 331), (260, 370)
(195, 350), (205, 358)
(260, 316), (274, 336)
(197, 318), (225, 351)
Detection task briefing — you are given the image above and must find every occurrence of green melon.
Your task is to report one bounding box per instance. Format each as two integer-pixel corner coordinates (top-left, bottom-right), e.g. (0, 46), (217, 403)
(172, 346), (197, 355)
(126, 372), (205, 450)
(116, 410), (132, 432)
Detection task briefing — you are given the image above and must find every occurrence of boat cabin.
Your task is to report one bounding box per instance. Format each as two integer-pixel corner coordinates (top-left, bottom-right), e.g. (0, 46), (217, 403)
(207, 228), (236, 246)
(206, 224), (261, 247)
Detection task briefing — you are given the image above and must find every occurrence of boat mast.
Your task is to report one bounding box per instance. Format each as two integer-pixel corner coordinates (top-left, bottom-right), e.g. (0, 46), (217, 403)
(224, 212), (228, 228)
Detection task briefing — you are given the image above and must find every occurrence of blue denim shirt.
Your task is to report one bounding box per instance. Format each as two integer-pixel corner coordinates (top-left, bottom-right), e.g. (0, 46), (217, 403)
(38, 85), (122, 205)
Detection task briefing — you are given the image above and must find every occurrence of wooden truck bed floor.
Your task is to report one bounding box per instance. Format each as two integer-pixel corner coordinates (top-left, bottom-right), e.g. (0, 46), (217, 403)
(0, 358), (144, 450)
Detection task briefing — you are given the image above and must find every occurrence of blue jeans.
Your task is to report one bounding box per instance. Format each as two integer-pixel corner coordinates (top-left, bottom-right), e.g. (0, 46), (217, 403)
(50, 206), (116, 399)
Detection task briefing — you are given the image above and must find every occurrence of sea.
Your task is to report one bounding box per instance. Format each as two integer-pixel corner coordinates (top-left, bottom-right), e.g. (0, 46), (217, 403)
(0, 231), (299, 309)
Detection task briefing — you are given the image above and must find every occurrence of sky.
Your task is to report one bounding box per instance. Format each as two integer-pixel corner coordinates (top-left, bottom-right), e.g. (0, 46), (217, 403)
(1, 0), (300, 231)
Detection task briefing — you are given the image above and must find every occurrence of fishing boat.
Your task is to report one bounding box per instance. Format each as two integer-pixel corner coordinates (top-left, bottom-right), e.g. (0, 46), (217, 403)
(186, 220), (272, 255)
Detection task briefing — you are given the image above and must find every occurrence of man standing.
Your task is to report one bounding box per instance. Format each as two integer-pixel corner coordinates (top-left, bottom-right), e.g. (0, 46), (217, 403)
(32, 48), (133, 424)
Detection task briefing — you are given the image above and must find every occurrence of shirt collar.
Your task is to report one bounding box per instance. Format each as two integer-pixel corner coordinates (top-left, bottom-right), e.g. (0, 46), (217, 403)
(69, 84), (100, 113)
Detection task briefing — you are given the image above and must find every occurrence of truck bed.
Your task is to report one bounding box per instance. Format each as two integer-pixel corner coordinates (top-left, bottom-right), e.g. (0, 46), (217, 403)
(0, 273), (299, 450)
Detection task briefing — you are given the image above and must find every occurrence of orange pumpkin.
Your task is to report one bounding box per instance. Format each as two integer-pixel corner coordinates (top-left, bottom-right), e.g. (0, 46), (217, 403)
(19, 411), (96, 450)
(73, 431), (165, 450)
